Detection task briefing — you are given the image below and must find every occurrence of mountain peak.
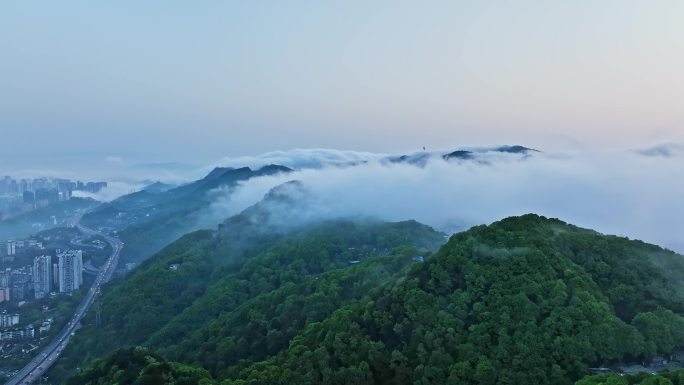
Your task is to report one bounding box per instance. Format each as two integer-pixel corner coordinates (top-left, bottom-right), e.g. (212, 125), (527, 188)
(203, 167), (237, 181)
(142, 181), (174, 193)
(493, 145), (540, 154)
(257, 164), (294, 175)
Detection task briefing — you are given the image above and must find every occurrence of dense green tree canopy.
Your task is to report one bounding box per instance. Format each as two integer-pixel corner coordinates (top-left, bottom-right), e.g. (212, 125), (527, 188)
(65, 348), (215, 385)
(223, 215), (684, 385)
(55, 214), (684, 385)
(52, 217), (444, 383)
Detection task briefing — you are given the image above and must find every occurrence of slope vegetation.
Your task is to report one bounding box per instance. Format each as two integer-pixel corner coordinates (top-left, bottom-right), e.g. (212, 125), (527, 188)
(51, 216), (444, 383)
(58, 214), (684, 385)
(80, 165), (292, 263)
(226, 215), (684, 385)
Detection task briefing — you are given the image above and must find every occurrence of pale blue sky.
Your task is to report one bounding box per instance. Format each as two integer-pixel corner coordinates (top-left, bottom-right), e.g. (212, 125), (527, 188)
(1, 1), (683, 172)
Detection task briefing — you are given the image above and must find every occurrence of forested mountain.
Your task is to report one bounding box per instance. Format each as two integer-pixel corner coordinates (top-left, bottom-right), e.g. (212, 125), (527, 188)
(65, 348), (214, 385)
(54, 213), (684, 385)
(79, 165), (292, 264)
(222, 215), (684, 385)
(74, 145), (538, 263)
(50, 204), (445, 383)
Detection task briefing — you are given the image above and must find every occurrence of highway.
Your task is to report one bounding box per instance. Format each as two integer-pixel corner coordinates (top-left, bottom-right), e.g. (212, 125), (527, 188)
(5, 223), (123, 385)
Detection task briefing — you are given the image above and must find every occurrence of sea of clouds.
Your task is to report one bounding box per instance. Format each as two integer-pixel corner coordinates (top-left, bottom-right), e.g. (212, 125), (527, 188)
(201, 144), (684, 254)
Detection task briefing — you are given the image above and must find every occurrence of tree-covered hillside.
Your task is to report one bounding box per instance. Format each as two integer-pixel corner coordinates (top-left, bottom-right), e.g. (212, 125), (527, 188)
(57, 214), (684, 385)
(223, 215), (684, 385)
(79, 165), (292, 264)
(65, 347), (215, 385)
(578, 370), (684, 385)
(50, 216), (445, 383)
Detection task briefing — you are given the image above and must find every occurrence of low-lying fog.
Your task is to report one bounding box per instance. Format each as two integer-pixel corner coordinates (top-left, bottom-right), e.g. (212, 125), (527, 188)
(205, 145), (684, 254)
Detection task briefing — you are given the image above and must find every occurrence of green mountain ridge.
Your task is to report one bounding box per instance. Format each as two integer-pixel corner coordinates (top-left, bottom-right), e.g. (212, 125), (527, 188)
(222, 215), (684, 385)
(51, 211), (444, 383)
(65, 347), (214, 385)
(56, 213), (684, 385)
(80, 165), (293, 264)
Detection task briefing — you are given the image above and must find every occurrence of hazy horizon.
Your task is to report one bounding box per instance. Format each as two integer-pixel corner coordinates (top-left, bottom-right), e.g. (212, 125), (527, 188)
(2, 1), (683, 175)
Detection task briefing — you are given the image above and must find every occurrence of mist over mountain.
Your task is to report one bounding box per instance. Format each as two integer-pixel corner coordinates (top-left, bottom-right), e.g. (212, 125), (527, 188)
(57, 144), (684, 255)
(201, 145), (684, 254)
(78, 164), (293, 264)
(30, 144), (684, 385)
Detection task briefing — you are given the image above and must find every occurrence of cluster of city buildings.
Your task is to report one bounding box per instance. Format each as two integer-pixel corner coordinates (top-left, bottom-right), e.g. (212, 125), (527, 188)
(2, 239), (44, 262)
(0, 176), (107, 214)
(0, 311), (54, 342)
(0, 250), (83, 303)
(0, 310), (34, 342)
(0, 311), (19, 328)
(0, 266), (31, 302)
(0, 326), (34, 341)
(33, 250), (83, 298)
(0, 176), (107, 196)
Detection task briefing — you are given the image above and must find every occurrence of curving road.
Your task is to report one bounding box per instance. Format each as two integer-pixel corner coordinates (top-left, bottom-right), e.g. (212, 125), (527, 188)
(5, 223), (123, 385)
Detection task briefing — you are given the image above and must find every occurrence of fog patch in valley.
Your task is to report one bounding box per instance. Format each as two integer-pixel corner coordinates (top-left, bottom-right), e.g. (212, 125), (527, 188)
(71, 181), (148, 202)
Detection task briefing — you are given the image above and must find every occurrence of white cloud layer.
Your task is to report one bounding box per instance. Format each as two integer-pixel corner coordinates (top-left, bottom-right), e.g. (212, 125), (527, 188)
(215, 148), (387, 170)
(204, 147), (684, 254)
(72, 181), (146, 202)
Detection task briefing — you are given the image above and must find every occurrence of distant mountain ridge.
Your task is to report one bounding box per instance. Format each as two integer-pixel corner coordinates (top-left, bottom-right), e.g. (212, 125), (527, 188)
(142, 181), (175, 193)
(80, 164), (293, 263)
(213, 145), (541, 170)
(79, 145), (539, 263)
(386, 145), (539, 166)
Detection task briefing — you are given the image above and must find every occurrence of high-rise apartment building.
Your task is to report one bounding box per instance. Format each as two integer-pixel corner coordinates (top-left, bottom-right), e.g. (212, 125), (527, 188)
(6, 241), (15, 256)
(33, 255), (52, 299)
(58, 250), (83, 293)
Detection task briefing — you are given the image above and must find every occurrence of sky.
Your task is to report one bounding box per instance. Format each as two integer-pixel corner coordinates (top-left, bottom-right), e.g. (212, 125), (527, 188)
(1, 1), (683, 176)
